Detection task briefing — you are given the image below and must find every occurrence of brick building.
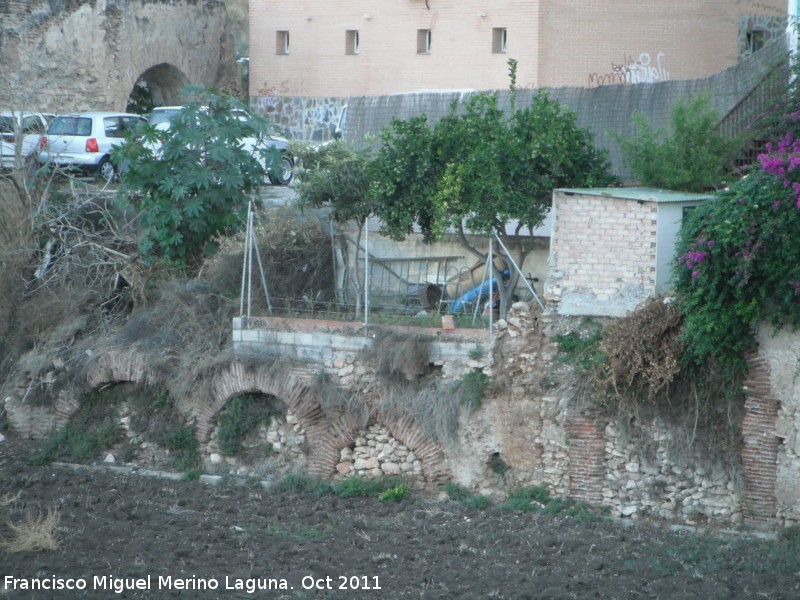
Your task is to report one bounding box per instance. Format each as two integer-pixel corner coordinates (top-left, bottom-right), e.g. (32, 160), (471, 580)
(248, 0), (788, 98)
(544, 188), (713, 317)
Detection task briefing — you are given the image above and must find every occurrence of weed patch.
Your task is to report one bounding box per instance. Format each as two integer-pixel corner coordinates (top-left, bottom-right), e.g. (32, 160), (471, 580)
(216, 392), (282, 457)
(331, 476), (404, 499)
(275, 473), (331, 496)
(443, 483), (491, 509)
(379, 483), (412, 503)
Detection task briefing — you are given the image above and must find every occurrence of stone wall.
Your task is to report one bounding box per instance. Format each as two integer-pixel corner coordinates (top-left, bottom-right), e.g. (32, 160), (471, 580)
(7, 308), (800, 528)
(0, 0), (233, 112)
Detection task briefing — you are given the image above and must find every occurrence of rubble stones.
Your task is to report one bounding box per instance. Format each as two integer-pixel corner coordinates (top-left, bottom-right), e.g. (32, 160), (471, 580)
(334, 424), (424, 481)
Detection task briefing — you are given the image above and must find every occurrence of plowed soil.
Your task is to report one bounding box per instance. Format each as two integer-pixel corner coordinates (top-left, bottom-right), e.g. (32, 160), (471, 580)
(1, 434), (799, 600)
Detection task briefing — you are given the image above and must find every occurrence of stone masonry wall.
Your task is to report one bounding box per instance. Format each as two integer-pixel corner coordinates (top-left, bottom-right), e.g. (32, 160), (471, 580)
(546, 191), (657, 317)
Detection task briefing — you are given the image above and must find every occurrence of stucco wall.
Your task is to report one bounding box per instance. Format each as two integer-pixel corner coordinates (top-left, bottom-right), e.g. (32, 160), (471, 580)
(545, 191), (657, 317)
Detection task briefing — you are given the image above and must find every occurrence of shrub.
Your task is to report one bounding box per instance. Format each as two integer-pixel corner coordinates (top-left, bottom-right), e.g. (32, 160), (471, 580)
(614, 93), (738, 192)
(0, 506), (60, 553)
(674, 136), (800, 370)
(32, 390), (123, 465)
(216, 393), (279, 457)
(160, 421), (201, 472)
(330, 476), (403, 499)
(451, 370), (490, 410)
(275, 473), (331, 496)
(379, 483), (412, 502)
(499, 486), (551, 512)
(443, 483), (492, 510)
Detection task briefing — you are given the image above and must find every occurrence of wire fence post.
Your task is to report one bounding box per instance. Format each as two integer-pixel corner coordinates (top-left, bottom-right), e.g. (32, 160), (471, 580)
(493, 231), (544, 310)
(239, 201), (251, 319)
(364, 217), (369, 329)
(488, 237), (493, 340)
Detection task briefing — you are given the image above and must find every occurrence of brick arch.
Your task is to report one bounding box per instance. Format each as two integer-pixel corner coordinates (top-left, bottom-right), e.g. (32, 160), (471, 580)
(193, 362), (365, 477)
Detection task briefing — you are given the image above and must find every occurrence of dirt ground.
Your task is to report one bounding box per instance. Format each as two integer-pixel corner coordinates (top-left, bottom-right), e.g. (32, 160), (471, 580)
(1, 434), (800, 600)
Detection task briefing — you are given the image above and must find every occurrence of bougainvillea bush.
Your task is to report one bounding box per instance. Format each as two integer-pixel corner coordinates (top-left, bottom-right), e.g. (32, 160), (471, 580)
(675, 133), (800, 368)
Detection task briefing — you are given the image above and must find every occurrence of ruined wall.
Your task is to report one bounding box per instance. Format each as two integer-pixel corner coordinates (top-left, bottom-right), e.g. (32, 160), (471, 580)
(0, 0), (234, 112)
(8, 309), (800, 528)
(546, 191), (657, 317)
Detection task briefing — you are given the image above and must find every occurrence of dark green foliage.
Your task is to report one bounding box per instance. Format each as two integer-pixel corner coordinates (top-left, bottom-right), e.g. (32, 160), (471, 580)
(32, 390), (123, 465)
(216, 393), (280, 457)
(443, 483), (492, 509)
(160, 421), (201, 472)
(275, 473), (331, 496)
(116, 87), (280, 266)
(499, 486), (551, 512)
(555, 321), (605, 374)
(451, 370), (490, 410)
(330, 475), (404, 499)
(614, 93), (738, 192)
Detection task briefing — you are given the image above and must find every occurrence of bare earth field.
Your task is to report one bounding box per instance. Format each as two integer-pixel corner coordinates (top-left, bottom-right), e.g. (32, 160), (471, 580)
(1, 434), (800, 600)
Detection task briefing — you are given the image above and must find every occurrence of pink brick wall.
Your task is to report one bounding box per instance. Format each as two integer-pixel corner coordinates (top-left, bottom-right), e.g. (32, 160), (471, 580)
(548, 191), (657, 306)
(249, 0), (786, 97)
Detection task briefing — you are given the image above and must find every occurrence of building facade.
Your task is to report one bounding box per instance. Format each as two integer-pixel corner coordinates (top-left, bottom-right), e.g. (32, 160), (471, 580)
(249, 0), (788, 98)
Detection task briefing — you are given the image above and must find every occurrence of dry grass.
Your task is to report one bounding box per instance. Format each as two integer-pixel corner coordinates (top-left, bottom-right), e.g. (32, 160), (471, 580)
(0, 491), (21, 512)
(0, 506), (60, 553)
(370, 331), (432, 383)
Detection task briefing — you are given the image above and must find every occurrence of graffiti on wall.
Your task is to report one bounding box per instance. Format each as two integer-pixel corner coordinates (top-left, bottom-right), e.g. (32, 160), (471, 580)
(257, 78), (306, 97)
(588, 52), (670, 87)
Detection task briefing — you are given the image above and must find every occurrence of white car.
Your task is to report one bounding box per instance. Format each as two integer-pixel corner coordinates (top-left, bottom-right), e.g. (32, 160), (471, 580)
(38, 112), (146, 182)
(0, 111), (54, 169)
(146, 106), (294, 185)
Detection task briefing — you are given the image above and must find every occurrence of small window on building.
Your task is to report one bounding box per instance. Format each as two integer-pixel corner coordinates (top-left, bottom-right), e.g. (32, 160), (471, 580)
(346, 30), (360, 55)
(417, 29), (431, 54)
(276, 30), (290, 55)
(492, 28), (507, 54)
(746, 29), (766, 54)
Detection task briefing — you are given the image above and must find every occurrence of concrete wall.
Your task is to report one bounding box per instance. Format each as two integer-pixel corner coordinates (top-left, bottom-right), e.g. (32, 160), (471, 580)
(248, 0), (785, 96)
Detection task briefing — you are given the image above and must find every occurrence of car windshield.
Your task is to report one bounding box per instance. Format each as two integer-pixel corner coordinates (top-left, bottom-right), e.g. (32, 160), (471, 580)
(0, 116), (15, 134)
(48, 117), (92, 136)
(148, 108), (183, 126)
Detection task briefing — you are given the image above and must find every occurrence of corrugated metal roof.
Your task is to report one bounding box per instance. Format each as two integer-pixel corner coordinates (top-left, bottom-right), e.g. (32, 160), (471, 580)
(555, 187), (715, 203)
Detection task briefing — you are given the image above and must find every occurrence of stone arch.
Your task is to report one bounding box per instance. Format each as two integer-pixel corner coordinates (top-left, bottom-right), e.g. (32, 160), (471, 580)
(128, 63), (192, 110)
(337, 409), (449, 485)
(194, 362), (362, 477)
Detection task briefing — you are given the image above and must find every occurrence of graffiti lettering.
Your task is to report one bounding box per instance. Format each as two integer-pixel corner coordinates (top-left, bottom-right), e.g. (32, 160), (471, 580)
(257, 78), (305, 97)
(588, 52), (670, 87)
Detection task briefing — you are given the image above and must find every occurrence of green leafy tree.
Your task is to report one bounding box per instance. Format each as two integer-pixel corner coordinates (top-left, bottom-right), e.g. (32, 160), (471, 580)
(371, 85), (616, 316)
(294, 139), (376, 314)
(614, 93), (738, 192)
(116, 88), (280, 266)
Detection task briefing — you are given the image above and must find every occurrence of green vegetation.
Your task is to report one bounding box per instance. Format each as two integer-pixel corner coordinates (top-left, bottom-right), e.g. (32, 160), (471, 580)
(116, 87), (282, 266)
(451, 370), (490, 410)
(614, 93), (738, 192)
(275, 473), (330, 496)
(379, 483), (412, 502)
(32, 390), (123, 465)
(160, 421), (201, 471)
(555, 321), (605, 375)
(330, 475), (405, 499)
(499, 485), (598, 521)
(297, 60), (616, 317)
(443, 483), (492, 509)
(216, 392), (279, 457)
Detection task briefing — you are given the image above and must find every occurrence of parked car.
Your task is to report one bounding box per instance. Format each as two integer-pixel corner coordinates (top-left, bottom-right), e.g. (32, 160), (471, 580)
(146, 105), (294, 185)
(38, 112), (146, 181)
(0, 111), (54, 169)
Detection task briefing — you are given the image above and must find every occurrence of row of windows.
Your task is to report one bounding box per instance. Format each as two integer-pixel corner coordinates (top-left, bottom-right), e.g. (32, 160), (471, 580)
(275, 28), (508, 56)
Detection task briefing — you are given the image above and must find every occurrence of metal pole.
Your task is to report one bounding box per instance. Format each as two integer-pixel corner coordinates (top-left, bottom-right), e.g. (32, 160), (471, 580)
(330, 218), (338, 306)
(364, 216), (369, 328)
(239, 201), (251, 318)
(247, 204), (254, 319)
(494, 231), (544, 310)
(472, 252), (490, 326)
(250, 203), (273, 316)
(488, 237), (493, 338)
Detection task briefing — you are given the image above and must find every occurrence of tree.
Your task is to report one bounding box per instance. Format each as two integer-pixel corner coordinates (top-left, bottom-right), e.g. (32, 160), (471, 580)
(293, 139), (376, 314)
(614, 93), (739, 192)
(370, 86), (616, 316)
(115, 88), (281, 266)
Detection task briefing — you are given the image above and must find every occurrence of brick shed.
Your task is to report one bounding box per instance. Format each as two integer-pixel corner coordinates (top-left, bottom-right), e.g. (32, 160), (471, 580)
(544, 188), (713, 317)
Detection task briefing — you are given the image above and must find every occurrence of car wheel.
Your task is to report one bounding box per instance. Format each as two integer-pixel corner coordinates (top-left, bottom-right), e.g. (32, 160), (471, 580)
(268, 155), (294, 186)
(97, 157), (116, 183)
